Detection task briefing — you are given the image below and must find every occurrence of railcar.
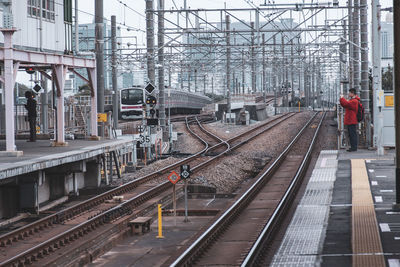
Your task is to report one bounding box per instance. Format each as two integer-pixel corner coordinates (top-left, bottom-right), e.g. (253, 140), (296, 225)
(116, 86), (212, 119)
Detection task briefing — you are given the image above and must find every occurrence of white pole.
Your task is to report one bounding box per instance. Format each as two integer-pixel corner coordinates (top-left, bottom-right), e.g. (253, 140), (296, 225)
(3, 29), (17, 152)
(372, 0), (384, 155)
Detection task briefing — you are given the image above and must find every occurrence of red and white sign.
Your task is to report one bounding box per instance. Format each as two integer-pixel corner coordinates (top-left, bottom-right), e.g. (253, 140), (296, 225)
(168, 171), (180, 184)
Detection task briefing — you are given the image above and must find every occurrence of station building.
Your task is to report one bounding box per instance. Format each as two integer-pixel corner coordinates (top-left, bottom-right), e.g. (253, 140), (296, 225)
(0, 0), (133, 219)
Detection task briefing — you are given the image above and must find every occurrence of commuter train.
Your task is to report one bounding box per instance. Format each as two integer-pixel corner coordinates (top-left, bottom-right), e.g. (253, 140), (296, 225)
(116, 86), (212, 119)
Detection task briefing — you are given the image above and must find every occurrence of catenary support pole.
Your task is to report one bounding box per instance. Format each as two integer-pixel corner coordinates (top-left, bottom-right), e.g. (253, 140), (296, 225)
(146, 0), (155, 84)
(273, 35), (277, 115)
(393, 0), (400, 207)
(226, 15), (231, 117)
(353, 0), (360, 92)
(372, 0), (383, 153)
(242, 49), (245, 95)
(111, 15), (118, 130)
(95, 0), (104, 116)
(251, 22), (256, 94)
(360, 0), (370, 146)
(157, 0), (167, 141)
(348, 0), (354, 88)
(262, 34), (266, 103)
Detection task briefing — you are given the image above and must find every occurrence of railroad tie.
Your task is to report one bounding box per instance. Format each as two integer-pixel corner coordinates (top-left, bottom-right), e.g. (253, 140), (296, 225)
(351, 159), (385, 267)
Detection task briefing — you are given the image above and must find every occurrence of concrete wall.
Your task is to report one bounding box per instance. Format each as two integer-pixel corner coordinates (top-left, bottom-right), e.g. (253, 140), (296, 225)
(0, 185), (18, 218)
(38, 173), (50, 204)
(0, 156), (102, 219)
(66, 172), (85, 194)
(84, 160), (101, 188)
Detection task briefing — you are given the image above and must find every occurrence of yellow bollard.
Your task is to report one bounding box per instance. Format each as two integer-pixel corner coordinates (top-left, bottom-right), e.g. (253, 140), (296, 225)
(156, 204), (164, 238)
(298, 101), (301, 112)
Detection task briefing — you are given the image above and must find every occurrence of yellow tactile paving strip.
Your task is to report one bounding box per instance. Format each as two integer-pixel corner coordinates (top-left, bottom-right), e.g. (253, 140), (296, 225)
(351, 159), (385, 267)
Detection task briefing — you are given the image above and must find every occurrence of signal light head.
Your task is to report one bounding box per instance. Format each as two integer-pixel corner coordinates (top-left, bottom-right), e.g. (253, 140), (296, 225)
(146, 95), (157, 106)
(26, 67), (35, 74)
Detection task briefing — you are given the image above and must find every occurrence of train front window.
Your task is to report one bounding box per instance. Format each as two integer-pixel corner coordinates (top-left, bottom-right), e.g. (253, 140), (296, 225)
(121, 89), (143, 105)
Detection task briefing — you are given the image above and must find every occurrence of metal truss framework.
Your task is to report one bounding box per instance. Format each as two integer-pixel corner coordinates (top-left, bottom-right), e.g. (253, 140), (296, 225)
(109, 1), (355, 110)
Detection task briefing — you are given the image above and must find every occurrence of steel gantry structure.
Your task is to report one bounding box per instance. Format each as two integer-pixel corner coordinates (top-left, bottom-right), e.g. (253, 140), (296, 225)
(102, 0), (371, 145)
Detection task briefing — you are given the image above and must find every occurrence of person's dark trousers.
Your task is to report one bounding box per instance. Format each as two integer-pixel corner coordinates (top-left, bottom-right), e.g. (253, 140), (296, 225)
(28, 117), (37, 141)
(347, 124), (358, 151)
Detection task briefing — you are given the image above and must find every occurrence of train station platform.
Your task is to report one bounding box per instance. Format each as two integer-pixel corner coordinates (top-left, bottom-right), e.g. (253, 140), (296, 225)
(0, 137), (135, 219)
(271, 149), (399, 267)
(0, 138), (134, 180)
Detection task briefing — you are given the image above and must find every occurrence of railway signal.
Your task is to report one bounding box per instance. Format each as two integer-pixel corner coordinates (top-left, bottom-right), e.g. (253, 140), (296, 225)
(180, 165), (191, 180)
(168, 171), (180, 224)
(137, 125), (145, 133)
(33, 83), (41, 93)
(145, 83), (155, 94)
(25, 67), (35, 74)
(147, 118), (158, 126)
(180, 164), (191, 223)
(146, 95), (157, 120)
(146, 95), (157, 106)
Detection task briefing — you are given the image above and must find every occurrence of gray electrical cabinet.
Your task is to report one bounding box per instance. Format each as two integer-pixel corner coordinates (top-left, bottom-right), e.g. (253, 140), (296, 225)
(382, 93), (395, 147)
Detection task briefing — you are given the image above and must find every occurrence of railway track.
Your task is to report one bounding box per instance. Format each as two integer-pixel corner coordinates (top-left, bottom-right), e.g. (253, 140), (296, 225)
(0, 112), (296, 266)
(169, 112), (326, 267)
(119, 113), (214, 134)
(185, 116), (224, 150)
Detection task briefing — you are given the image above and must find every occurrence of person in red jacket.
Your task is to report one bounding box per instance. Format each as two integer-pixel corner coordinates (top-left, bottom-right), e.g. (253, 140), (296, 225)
(340, 88), (360, 152)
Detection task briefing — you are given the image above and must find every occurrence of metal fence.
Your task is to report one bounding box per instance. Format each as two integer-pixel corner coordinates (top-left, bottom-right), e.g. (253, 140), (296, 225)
(10, 95), (99, 136)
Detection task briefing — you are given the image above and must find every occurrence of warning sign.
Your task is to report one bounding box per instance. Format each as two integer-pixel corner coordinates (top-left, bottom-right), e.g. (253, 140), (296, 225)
(97, 113), (107, 122)
(168, 171), (180, 184)
(385, 95), (394, 107)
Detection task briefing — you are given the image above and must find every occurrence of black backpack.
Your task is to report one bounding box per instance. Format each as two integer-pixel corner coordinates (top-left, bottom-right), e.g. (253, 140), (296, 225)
(357, 100), (364, 122)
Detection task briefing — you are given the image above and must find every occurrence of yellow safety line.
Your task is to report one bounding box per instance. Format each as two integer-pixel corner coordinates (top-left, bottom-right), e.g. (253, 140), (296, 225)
(351, 159), (385, 267)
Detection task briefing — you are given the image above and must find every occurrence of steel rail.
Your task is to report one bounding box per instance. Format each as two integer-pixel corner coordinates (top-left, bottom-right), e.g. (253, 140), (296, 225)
(1, 116), (221, 267)
(170, 112), (322, 267)
(0, 116), (213, 249)
(194, 117), (230, 154)
(193, 113), (296, 172)
(241, 112), (326, 266)
(205, 112), (295, 153)
(0, 113), (295, 266)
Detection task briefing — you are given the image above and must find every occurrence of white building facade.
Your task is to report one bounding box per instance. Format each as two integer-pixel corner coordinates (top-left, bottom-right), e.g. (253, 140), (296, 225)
(0, 0), (70, 53)
(381, 13), (393, 69)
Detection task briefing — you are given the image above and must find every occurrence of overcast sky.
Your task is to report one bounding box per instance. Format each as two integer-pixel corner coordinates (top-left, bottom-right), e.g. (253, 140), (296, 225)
(76, 0), (394, 47)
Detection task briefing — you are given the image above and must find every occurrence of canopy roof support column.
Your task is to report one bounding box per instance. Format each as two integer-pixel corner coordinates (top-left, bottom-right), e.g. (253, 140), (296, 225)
(1, 28), (21, 156)
(53, 65), (67, 146)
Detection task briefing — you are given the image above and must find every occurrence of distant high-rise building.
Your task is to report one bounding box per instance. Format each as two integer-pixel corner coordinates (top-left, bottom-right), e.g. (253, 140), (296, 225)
(381, 13), (393, 69)
(73, 20), (121, 92)
(122, 72), (134, 88)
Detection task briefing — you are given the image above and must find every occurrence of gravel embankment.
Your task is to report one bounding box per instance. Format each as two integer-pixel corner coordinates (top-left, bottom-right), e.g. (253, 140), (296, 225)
(113, 112), (314, 193)
(190, 112), (313, 193)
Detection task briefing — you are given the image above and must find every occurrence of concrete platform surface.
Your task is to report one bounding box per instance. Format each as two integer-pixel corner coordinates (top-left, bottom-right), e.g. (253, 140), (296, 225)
(272, 149), (400, 267)
(87, 195), (232, 267)
(0, 137), (134, 179)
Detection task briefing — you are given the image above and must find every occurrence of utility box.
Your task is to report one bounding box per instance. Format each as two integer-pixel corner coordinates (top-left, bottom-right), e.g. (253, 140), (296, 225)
(382, 93), (395, 147)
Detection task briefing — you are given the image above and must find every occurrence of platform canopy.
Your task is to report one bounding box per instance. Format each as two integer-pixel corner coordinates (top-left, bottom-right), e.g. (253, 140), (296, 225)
(0, 28), (98, 155)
